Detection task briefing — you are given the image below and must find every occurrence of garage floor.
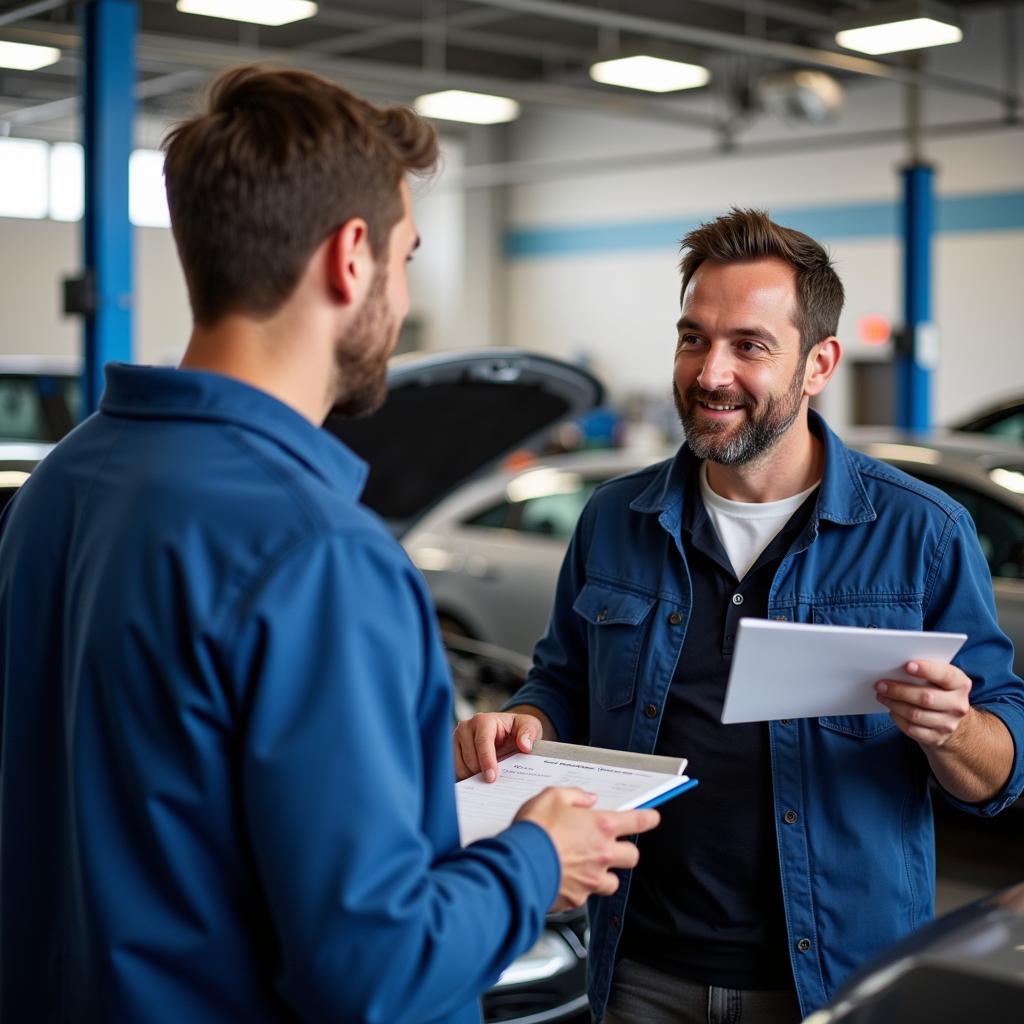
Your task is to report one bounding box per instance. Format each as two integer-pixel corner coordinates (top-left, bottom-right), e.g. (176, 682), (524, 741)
(934, 797), (1024, 914)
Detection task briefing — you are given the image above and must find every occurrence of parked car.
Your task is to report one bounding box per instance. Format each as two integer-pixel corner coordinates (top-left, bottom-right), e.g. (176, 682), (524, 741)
(952, 395), (1024, 444)
(0, 356), (81, 443)
(806, 880), (1024, 1023)
(397, 430), (1024, 680)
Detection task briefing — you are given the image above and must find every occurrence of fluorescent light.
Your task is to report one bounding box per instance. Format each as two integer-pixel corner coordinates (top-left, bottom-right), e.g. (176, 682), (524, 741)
(175, 0), (318, 27)
(589, 55), (710, 93)
(0, 41), (60, 71)
(836, 17), (961, 55)
(414, 90), (520, 125)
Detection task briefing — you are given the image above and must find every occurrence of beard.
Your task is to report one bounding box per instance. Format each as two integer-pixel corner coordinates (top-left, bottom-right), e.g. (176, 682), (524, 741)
(329, 267), (397, 420)
(674, 359), (806, 466)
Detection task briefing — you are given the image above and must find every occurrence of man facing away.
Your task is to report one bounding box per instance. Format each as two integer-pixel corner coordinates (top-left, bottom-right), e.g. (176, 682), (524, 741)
(0, 66), (658, 1024)
(455, 209), (1024, 1024)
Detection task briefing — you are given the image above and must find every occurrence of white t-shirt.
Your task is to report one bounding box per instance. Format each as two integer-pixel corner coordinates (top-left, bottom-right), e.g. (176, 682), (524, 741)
(699, 463), (820, 580)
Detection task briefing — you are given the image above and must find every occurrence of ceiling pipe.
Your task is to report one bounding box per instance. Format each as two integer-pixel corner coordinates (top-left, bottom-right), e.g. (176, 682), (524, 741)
(447, 116), (1023, 189)
(0, 21), (729, 130)
(466, 0), (1020, 107)
(0, 0), (68, 29)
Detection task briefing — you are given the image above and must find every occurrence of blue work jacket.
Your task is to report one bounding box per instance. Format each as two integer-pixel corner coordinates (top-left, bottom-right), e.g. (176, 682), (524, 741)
(0, 365), (559, 1024)
(510, 411), (1024, 1020)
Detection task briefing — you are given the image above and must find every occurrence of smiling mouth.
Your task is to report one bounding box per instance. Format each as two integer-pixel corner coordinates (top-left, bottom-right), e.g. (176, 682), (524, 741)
(698, 399), (744, 412)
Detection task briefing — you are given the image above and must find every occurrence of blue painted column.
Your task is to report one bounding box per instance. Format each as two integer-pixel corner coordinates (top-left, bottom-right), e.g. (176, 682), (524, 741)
(896, 163), (935, 431)
(82, 0), (136, 413)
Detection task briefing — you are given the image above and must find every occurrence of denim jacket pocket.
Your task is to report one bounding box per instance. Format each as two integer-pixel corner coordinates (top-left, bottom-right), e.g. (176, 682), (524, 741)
(817, 713), (896, 739)
(812, 598), (922, 739)
(573, 581), (656, 710)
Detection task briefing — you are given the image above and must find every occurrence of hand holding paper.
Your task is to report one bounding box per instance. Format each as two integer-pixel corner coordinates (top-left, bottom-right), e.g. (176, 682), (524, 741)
(875, 657), (972, 748)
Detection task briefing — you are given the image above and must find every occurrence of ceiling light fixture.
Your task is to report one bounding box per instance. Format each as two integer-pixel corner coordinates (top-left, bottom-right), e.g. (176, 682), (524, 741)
(0, 41), (61, 71)
(589, 55), (710, 93)
(835, 1), (962, 55)
(414, 90), (520, 125)
(175, 0), (318, 27)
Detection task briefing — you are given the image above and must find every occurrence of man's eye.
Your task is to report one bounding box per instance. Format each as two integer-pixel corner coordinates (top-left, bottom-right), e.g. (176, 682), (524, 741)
(678, 335), (702, 347)
(738, 340), (764, 353)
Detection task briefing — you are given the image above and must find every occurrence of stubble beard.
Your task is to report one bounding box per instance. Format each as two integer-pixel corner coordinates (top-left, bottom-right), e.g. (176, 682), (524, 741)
(330, 268), (396, 420)
(674, 358), (807, 466)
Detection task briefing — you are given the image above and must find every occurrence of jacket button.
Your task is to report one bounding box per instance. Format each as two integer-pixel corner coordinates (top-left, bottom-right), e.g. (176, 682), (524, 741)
(611, 915), (621, 929)
(596, 609), (608, 622)
(731, 593), (744, 605)
(797, 938), (811, 953)
(644, 704), (658, 719)
(784, 809), (798, 825)
(668, 611), (682, 625)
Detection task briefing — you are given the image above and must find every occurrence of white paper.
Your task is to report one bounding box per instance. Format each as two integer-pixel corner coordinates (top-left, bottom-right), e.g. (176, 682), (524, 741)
(456, 753), (690, 846)
(721, 618), (967, 724)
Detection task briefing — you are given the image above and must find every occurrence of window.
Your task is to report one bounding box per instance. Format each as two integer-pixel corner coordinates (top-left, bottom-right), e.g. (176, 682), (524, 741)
(518, 484), (598, 540)
(910, 471), (1024, 581)
(465, 501), (513, 530)
(463, 477), (602, 541)
(0, 138), (48, 218)
(0, 137), (169, 228)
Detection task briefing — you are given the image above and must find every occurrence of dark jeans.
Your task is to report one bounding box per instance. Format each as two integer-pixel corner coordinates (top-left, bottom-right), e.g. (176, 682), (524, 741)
(602, 958), (803, 1024)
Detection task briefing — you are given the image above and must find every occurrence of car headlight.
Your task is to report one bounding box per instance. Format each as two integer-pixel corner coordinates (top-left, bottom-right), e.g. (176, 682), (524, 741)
(493, 930), (578, 988)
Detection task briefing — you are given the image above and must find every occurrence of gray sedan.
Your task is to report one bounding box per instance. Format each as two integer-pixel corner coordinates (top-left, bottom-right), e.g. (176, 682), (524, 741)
(403, 431), (1024, 678)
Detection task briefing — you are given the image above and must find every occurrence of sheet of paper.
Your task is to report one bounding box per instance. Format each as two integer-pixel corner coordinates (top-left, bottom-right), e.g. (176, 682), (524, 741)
(456, 753), (690, 846)
(721, 618), (967, 724)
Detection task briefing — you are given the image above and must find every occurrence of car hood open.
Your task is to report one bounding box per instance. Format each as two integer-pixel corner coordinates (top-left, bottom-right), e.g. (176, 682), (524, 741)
(323, 349), (604, 536)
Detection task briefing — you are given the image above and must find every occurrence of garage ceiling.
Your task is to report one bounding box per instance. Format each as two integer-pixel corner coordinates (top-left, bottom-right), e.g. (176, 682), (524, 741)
(0, 0), (1016, 147)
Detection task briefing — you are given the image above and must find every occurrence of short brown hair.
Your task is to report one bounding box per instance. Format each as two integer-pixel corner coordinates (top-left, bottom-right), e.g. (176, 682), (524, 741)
(163, 65), (439, 326)
(679, 208), (844, 355)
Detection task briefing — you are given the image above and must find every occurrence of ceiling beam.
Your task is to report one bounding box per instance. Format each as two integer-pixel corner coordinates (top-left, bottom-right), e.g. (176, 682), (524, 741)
(0, 20), (728, 130)
(465, 0), (1020, 107)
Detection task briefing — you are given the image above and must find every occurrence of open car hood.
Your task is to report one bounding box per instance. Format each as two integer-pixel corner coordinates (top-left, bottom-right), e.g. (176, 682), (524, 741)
(323, 349), (604, 536)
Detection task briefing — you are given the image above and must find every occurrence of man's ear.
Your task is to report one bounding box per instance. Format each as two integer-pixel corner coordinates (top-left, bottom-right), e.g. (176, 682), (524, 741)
(804, 337), (841, 397)
(327, 217), (373, 306)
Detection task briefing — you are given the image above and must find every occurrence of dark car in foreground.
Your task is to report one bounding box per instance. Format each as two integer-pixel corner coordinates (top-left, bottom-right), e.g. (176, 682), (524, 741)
(806, 881), (1024, 1024)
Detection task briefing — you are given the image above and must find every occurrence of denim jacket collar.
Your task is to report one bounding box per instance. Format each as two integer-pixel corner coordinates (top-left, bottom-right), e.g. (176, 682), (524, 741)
(629, 409), (876, 533)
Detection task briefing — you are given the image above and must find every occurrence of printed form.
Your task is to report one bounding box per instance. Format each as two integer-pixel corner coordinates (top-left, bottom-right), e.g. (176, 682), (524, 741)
(456, 751), (694, 846)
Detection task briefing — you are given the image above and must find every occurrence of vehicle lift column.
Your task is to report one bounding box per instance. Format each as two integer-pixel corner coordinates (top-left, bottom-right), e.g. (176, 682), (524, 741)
(896, 64), (934, 432)
(81, 0), (136, 414)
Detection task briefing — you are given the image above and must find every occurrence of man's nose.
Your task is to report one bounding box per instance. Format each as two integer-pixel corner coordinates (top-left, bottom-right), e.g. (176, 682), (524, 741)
(696, 345), (734, 392)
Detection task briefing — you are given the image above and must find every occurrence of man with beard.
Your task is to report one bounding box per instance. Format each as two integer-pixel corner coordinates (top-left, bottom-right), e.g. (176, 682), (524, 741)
(454, 209), (1024, 1023)
(0, 67), (659, 1024)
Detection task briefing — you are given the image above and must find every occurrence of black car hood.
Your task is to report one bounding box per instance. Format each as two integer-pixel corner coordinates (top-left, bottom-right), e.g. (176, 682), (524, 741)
(323, 349), (604, 535)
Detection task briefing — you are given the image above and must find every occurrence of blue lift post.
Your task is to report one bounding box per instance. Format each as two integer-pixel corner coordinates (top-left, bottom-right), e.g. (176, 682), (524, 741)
(81, 0), (137, 414)
(897, 163), (935, 432)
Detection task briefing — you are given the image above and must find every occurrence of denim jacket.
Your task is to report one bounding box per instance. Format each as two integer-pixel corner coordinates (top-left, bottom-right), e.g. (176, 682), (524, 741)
(509, 412), (1024, 1020)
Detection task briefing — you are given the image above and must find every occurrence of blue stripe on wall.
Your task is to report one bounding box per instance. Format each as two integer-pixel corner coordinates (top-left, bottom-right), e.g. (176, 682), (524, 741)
(504, 190), (1024, 260)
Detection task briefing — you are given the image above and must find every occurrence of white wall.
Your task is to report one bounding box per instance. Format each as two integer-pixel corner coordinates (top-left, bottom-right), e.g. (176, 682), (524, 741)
(502, 4), (1024, 430)
(0, 138), (471, 364)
